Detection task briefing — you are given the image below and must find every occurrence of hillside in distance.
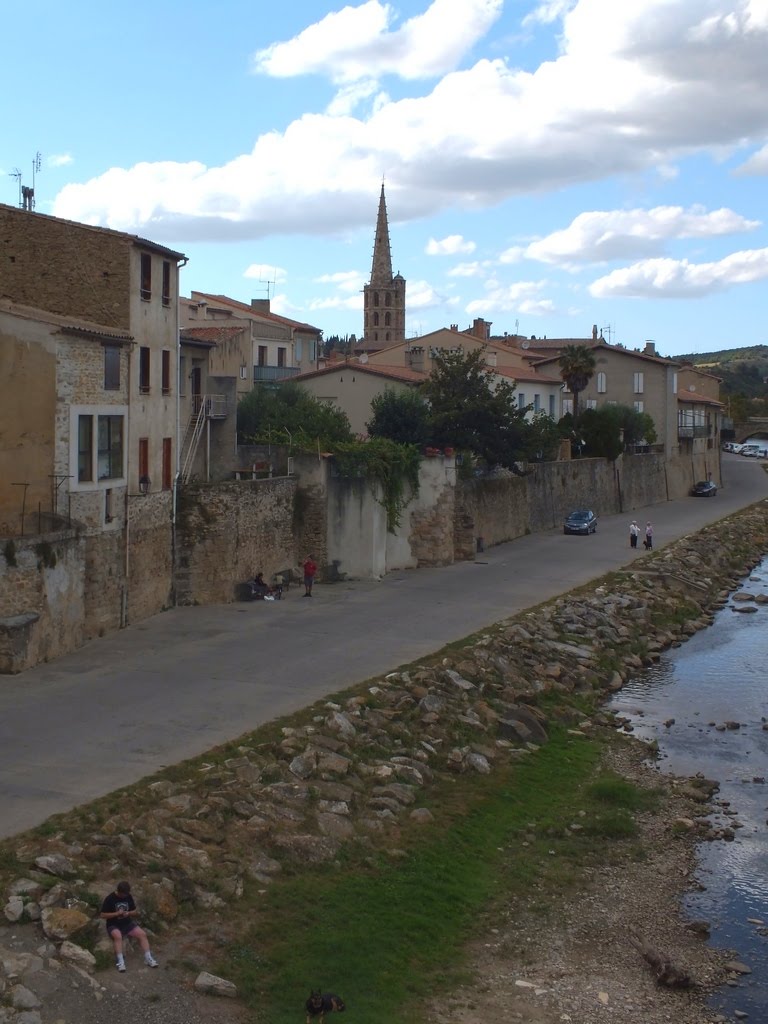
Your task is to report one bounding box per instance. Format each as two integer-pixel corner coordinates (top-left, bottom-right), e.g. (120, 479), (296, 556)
(678, 345), (768, 398)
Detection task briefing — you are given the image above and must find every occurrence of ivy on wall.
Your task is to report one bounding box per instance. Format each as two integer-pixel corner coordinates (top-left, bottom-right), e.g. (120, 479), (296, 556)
(249, 431), (420, 534)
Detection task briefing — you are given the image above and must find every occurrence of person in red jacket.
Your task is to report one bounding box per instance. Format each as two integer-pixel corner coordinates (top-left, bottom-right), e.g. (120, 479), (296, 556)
(303, 555), (317, 597)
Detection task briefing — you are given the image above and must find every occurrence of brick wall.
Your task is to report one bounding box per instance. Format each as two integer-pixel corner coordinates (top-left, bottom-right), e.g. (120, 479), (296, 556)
(0, 205), (131, 328)
(175, 478), (297, 604)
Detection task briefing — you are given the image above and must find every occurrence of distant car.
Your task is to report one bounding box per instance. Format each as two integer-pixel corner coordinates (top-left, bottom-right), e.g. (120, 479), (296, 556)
(740, 443), (768, 458)
(691, 480), (717, 497)
(564, 509), (598, 534)
(722, 442), (738, 452)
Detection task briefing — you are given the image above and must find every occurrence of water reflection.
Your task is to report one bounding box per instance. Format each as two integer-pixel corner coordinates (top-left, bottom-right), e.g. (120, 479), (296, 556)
(609, 563), (768, 1017)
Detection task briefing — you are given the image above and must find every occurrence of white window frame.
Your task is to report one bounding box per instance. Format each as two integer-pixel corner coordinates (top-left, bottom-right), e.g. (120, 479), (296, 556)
(597, 371), (606, 393)
(634, 400), (644, 413)
(633, 371), (644, 394)
(586, 399), (597, 410)
(69, 404), (127, 491)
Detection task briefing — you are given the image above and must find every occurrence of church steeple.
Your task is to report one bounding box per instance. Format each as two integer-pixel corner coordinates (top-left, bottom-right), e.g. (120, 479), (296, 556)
(370, 183), (393, 284)
(363, 184), (406, 349)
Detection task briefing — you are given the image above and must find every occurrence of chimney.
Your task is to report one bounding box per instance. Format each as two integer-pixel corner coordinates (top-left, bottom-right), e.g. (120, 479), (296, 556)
(251, 299), (271, 313)
(592, 324), (598, 340)
(644, 340), (657, 356)
(472, 318), (491, 340)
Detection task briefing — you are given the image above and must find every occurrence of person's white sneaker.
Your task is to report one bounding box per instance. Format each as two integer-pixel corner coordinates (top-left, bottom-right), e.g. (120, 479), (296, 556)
(145, 955), (158, 968)
(116, 960), (126, 972)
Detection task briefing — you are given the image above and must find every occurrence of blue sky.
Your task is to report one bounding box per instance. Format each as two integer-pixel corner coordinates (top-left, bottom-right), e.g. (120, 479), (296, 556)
(2, 0), (767, 357)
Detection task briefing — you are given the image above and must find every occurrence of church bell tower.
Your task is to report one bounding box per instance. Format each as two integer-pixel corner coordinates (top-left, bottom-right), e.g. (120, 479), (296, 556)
(363, 184), (406, 347)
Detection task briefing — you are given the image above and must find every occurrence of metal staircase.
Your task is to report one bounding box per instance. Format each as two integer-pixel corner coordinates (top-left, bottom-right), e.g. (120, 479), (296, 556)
(180, 395), (228, 483)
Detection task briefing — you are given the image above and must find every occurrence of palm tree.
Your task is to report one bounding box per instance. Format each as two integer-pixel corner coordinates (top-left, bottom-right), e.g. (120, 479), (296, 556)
(558, 344), (597, 425)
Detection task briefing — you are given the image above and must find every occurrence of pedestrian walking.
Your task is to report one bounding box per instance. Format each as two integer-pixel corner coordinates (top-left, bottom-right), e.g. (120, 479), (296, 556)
(100, 880), (158, 972)
(629, 520), (639, 549)
(644, 521), (653, 550)
(303, 555), (317, 597)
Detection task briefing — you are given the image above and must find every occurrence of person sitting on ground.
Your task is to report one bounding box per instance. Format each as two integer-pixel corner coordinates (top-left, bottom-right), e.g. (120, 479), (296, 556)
(250, 572), (270, 599)
(100, 880), (158, 972)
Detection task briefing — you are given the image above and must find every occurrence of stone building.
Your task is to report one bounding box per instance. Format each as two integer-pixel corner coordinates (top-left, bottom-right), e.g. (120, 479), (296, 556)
(182, 292), (322, 379)
(0, 203), (187, 667)
(362, 185), (406, 348)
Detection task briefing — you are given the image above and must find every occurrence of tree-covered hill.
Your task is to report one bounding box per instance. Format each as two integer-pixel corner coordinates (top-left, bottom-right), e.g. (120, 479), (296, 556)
(677, 345), (768, 399)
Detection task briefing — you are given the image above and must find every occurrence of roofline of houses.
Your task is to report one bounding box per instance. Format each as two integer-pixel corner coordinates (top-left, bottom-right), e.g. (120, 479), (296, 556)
(0, 203), (187, 261)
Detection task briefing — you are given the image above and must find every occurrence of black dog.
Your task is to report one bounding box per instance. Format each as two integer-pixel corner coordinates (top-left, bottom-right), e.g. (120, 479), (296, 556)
(305, 990), (346, 1024)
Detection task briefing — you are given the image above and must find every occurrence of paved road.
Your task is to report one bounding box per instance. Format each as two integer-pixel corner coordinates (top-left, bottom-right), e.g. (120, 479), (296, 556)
(1, 454), (766, 839)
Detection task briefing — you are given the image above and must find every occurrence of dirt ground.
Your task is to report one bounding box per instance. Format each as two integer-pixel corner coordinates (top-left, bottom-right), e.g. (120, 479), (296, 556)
(425, 742), (733, 1024)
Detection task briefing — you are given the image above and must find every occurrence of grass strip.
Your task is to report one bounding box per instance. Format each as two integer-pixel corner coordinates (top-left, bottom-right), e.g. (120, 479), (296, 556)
(218, 729), (653, 1024)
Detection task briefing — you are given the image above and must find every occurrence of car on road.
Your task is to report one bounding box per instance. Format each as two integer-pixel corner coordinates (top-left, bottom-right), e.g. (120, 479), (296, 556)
(740, 443), (768, 458)
(691, 480), (718, 497)
(564, 509), (598, 534)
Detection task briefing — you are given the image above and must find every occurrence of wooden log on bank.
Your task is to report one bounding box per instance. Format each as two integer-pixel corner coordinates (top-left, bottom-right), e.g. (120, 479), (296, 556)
(628, 927), (696, 988)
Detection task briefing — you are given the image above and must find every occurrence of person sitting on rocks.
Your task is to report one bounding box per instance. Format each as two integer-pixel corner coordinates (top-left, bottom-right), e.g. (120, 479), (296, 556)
(250, 572), (270, 599)
(100, 880), (158, 972)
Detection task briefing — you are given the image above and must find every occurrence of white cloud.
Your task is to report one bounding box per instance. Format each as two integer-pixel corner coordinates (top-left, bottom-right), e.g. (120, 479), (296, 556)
(447, 260), (488, 277)
(243, 263), (287, 283)
(589, 247), (768, 298)
(526, 205), (760, 265)
(408, 279), (448, 309)
(523, 0), (577, 27)
(425, 234), (476, 255)
(326, 80), (381, 116)
(466, 280), (552, 314)
(315, 270), (366, 292)
(308, 294), (363, 311)
(53, 1), (768, 240)
(269, 293), (302, 316)
(736, 141), (768, 175)
(47, 153), (73, 168)
(499, 246), (525, 264)
(252, 0), (503, 84)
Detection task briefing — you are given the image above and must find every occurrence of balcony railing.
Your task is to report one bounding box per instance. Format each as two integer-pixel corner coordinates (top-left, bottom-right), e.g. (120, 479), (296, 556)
(192, 394), (228, 419)
(678, 424), (711, 438)
(253, 366), (300, 382)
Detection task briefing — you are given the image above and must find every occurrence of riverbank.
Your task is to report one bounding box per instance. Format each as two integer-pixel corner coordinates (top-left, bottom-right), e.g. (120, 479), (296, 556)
(2, 502), (768, 1023)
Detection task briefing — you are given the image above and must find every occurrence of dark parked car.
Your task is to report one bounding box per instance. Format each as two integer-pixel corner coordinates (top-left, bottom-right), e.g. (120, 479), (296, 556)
(691, 480), (717, 497)
(564, 509), (598, 534)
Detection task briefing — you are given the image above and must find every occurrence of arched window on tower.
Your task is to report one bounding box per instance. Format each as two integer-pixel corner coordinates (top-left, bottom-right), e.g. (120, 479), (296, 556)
(385, 332), (391, 341)
(385, 293), (391, 307)
(373, 312), (379, 326)
(384, 312), (391, 327)
(373, 291), (379, 306)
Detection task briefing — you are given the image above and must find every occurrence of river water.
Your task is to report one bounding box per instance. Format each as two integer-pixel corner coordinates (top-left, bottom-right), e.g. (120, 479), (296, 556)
(609, 559), (768, 1020)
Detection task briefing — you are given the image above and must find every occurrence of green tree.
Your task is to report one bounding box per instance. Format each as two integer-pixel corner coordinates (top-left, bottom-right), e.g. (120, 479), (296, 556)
(558, 344), (597, 424)
(237, 383), (353, 445)
(579, 404), (657, 460)
(524, 411), (564, 461)
(421, 349), (531, 470)
(366, 387), (431, 446)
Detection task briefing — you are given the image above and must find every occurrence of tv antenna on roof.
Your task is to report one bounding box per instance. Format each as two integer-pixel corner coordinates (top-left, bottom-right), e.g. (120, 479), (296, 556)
(254, 267), (277, 300)
(10, 151), (42, 210)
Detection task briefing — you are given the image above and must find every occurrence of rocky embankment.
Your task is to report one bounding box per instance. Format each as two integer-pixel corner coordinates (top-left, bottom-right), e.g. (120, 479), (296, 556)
(2, 503), (768, 1023)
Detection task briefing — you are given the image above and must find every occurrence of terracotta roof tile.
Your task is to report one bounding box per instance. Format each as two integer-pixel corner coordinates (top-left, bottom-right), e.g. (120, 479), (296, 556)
(295, 360), (426, 384)
(190, 291), (321, 334)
